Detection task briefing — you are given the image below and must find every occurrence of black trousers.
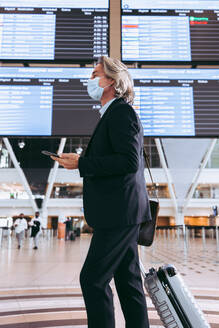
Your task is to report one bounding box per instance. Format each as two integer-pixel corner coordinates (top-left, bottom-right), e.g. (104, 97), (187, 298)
(80, 224), (149, 328)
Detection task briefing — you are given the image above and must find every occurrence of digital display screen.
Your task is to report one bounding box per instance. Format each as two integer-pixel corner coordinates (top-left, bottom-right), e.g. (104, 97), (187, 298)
(1, 67), (219, 137)
(122, 0), (219, 63)
(0, 67), (100, 136)
(0, 0), (109, 62)
(129, 69), (219, 136)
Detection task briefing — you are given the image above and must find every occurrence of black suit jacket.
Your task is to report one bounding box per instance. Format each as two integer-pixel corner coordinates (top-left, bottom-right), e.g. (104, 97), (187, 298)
(78, 98), (151, 229)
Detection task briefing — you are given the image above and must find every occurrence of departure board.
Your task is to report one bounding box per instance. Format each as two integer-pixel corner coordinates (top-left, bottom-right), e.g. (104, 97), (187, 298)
(0, 67), (99, 136)
(129, 69), (219, 136)
(0, 0), (109, 62)
(122, 0), (219, 63)
(1, 67), (219, 137)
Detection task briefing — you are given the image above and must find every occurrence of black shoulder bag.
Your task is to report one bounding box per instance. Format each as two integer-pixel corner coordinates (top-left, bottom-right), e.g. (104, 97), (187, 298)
(138, 149), (160, 247)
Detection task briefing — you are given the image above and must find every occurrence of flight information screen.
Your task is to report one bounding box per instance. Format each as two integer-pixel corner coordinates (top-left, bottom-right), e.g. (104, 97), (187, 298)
(122, 0), (219, 63)
(0, 0), (109, 62)
(0, 67), (101, 136)
(129, 69), (219, 136)
(1, 67), (219, 137)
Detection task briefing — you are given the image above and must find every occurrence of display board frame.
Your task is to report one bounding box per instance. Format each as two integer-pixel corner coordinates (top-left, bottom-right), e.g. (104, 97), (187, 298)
(121, 0), (219, 65)
(0, 0), (110, 64)
(1, 66), (219, 138)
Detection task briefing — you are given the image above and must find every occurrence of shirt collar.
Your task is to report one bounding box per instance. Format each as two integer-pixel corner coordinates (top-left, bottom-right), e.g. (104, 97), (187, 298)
(99, 98), (117, 118)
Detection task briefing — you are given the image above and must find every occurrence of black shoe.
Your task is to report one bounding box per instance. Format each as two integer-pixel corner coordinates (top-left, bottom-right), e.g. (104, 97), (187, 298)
(33, 246), (38, 250)
(18, 245), (21, 249)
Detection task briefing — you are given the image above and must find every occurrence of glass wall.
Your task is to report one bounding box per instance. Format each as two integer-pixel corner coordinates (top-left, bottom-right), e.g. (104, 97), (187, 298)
(51, 183), (83, 199)
(193, 184), (219, 199)
(147, 184), (170, 199)
(0, 183), (28, 199)
(144, 137), (161, 168)
(207, 139), (219, 168)
(0, 140), (13, 168)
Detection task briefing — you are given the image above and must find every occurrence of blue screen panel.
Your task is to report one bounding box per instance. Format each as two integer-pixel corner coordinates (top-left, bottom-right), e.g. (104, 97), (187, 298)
(0, 67), (98, 136)
(0, 85), (53, 135)
(129, 69), (219, 136)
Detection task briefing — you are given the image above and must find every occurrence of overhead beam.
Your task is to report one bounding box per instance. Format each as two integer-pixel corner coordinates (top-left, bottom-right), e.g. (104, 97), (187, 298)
(3, 138), (38, 213)
(155, 138), (178, 213)
(184, 139), (217, 211)
(42, 138), (67, 212)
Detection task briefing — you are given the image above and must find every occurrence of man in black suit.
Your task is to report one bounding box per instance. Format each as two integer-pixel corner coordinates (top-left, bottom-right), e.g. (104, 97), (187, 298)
(52, 56), (151, 328)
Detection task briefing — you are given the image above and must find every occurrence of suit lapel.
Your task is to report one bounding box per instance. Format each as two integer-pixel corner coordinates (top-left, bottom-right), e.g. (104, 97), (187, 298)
(85, 98), (121, 156)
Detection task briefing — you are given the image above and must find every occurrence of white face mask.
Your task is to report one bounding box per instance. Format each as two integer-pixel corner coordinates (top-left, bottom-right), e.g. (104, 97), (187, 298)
(87, 77), (112, 101)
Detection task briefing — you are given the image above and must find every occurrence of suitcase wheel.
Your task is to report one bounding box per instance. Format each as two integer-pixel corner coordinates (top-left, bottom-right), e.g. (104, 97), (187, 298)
(147, 268), (156, 277)
(166, 266), (177, 277)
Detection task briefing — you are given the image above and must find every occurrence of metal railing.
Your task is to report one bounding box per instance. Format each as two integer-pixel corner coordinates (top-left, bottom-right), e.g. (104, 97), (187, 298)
(155, 225), (219, 252)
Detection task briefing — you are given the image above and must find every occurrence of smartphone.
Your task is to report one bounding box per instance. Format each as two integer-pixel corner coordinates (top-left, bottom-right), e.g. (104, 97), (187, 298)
(41, 150), (60, 158)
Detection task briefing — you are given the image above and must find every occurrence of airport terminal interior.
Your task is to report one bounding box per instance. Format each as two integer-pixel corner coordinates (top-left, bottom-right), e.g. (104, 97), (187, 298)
(1, 137), (219, 327)
(1, 0), (219, 327)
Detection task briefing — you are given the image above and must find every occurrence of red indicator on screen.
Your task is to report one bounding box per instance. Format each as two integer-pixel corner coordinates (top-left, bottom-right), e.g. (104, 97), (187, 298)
(122, 24), (139, 28)
(190, 21), (208, 25)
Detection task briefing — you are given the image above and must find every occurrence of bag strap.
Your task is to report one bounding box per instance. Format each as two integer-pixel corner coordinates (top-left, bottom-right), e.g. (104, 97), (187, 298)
(143, 148), (159, 202)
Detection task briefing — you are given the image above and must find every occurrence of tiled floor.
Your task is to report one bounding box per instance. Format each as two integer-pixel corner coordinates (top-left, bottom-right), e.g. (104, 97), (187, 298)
(0, 231), (219, 327)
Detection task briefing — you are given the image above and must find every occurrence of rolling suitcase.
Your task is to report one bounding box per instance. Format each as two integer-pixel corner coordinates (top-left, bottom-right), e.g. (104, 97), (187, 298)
(76, 227), (81, 237)
(70, 231), (76, 241)
(139, 261), (210, 328)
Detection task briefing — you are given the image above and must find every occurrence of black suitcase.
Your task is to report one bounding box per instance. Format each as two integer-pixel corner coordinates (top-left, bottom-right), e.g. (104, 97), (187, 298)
(70, 231), (76, 241)
(139, 261), (210, 328)
(76, 227), (81, 237)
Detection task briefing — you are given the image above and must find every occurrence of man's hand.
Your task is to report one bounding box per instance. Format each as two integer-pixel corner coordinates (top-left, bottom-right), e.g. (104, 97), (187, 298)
(51, 153), (80, 170)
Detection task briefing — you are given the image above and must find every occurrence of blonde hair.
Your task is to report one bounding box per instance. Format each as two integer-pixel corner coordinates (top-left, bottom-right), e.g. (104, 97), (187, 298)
(98, 56), (135, 105)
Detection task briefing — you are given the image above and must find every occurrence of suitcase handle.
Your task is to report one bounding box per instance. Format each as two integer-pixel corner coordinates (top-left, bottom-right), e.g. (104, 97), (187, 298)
(139, 259), (146, 277)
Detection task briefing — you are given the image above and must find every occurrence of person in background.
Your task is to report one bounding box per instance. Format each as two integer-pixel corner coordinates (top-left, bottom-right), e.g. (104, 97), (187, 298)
(29, 211), (42, 250)
(41, 214), (48, 237)
(64, 217), (72, 240)
(14, 213), (27, 249)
